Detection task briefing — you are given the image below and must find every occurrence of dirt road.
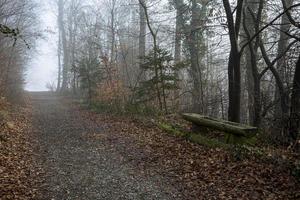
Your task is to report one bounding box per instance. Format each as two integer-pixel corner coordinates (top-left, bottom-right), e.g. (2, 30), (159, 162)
(31, 92), (181, 200)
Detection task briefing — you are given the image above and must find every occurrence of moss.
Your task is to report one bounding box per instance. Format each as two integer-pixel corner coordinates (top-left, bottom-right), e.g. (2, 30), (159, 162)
(158, 122), (229, 149)
(188, 133), (229, 149)
(225, 133), (257, 145)
(158, 123), (186, 137)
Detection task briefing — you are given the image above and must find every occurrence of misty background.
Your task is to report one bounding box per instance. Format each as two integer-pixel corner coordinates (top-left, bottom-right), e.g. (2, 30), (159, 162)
(26, 1), (57, 91)
(7, 0), (298, 145)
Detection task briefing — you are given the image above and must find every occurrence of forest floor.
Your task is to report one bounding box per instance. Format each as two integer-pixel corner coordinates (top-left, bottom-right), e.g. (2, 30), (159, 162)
(1, 92), (300, 199)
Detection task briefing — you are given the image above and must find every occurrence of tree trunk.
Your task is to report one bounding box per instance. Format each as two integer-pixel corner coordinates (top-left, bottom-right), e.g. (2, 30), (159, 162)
(173, 0), (184, 110)
(68, 0), (78, 95)
(241, 0), (259, 126)
(57, 31), (62, 92)
(242, 0), (264, 127)
(110, 0), (116, 64)
(274, 0), (293, 118)
(174, 0), (182, 63)
(58, 0), (69, 92)
(290, 54), (300, 140)
(223, 0), (244, 123)
(139, 0), (146, 81)
(227, 51), (241, 123)
(189, 0), (204, 113)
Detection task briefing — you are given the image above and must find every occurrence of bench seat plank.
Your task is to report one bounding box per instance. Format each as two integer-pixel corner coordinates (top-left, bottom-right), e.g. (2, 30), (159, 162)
(181, 113), (258, 137)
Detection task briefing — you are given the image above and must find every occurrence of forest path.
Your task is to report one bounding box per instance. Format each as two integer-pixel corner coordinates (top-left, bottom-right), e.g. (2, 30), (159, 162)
(31, 92), (181, 200)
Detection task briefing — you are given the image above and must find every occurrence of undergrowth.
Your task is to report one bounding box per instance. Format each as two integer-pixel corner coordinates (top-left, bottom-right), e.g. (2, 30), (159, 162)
(78, 99), (300, 181)
(88, 101), (160, 117)
(158, 122), (229, 149)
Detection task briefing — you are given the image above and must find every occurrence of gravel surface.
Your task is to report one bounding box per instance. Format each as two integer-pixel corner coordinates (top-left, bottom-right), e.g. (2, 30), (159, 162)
(31, 92), (182, 200)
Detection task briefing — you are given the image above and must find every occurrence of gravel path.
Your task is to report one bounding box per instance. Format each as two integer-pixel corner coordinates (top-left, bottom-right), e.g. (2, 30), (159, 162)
(31, 92), (181, 200)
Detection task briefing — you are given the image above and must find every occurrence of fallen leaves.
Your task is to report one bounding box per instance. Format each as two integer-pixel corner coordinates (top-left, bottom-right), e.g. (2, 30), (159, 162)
(77, 104), (300, 199)
(0, 99), (44, 200)
(3, 95), (297, 199)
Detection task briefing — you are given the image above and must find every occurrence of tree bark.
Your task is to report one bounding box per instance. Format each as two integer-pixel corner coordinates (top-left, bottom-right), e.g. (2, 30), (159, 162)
(57, 30), (62, 92)
(58, 0), (69, 92)
(242, 0), (264, 127)
(223, 0), (244, 123)
(173, 0), (185, 110)
(290, 54), (300, 140)
(189, 0), (205, 113)
(110, 0), (116, 64)
(174, 0), (182, 63)
(241, 0), (257, 126)
(139, 0), (146, 81)
(274, 0), (294, 118)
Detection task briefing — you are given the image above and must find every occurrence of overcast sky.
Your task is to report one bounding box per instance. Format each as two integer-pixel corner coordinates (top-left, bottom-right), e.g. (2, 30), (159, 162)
(25, 1), (57, 91)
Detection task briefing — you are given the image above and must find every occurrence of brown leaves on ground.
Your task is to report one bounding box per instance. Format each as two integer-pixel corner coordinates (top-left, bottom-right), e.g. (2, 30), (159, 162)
(78, 106), (300, 200)
(0, 98), (43, 200)
(2, 95), (298, 199)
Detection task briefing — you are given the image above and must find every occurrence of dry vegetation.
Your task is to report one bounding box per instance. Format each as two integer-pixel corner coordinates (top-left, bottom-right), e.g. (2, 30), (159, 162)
(0, 97), (44, 200)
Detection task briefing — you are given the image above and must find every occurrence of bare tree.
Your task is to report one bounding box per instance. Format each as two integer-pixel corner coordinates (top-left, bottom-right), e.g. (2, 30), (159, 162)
(139, 0), (146, 80)
(58, 0), (69, 92)
(222, 0), (244, 123)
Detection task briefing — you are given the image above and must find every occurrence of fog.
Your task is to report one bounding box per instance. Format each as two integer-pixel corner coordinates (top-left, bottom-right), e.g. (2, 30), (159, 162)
(1, 0), (298, 135)
(26, 1), (57, 91)
(1, 0), (300, 198)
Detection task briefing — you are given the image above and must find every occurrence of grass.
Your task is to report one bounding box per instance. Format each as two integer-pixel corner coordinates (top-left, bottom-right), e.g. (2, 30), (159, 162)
(157, 122), (273, 161)
(87, 101), (160, 117)
(158, 122), (230, 149)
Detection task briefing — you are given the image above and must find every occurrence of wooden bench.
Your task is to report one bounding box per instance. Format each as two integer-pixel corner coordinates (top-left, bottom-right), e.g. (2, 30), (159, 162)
(181, 113), (258, 143)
